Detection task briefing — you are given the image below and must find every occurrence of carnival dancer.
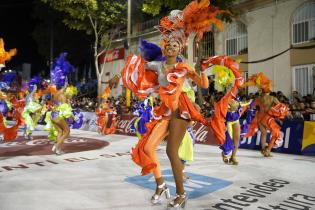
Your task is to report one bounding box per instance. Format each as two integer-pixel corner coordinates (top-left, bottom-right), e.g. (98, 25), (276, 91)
(22, 76), (43, 140)
(201, 56), (255, 165)
(96, 76), (120, 135)
(121, 1), (226, 208)
(242, 73), (289, 157)
(202, 60), (255, 165)
(49, 52), (75, 155)
(0, 90), (23, 142)
(0, 39), (21, 142)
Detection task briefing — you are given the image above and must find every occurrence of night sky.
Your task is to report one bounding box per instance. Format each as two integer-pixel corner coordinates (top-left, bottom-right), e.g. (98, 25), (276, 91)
(0, 0), (45, 73)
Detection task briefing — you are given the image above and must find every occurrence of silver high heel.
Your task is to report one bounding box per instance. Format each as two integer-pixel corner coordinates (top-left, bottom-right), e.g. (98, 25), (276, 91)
(55, 148), (65, 155)
(151, 182), (171, 205)
(51, 144), (56, 152)
(182, 170), (190, 183)
(167, 192), (188, 209)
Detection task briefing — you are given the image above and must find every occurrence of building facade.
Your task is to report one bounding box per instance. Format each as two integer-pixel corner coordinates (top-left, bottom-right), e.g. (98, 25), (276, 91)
(102, 0), (315, 98)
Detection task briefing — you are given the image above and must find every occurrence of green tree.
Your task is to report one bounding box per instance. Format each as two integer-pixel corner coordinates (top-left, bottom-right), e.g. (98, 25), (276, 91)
(32, 1), (92, 79)
(41, 0), (127, 96)
(142, 0), (236, 17)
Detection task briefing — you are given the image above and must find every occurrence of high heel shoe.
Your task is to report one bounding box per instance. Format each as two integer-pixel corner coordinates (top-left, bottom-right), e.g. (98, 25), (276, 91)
(55, 148), (65, 155)
(228, 156), (239, 165)
(261, 147), (272, 157)
(221, 152), (229, 164)
(151, 182), (171, 205)
(182, 171), (190, 183)
(51, 144), (56, 152)
(167, 192), (188, 209)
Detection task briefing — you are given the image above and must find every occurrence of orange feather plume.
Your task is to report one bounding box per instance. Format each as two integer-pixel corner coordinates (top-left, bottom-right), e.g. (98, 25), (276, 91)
(182, 0), (227, 42)
(242, 72), (272, 93)
(0, 38), (17, 65)
(100, 86), (111, 100)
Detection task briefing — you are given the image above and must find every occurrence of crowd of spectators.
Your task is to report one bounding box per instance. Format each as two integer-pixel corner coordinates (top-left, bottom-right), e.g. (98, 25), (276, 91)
(71, 78), (315, 121)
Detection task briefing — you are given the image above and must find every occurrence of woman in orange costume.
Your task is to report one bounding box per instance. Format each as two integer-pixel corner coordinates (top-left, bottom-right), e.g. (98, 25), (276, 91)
(201, 56), (246, 164)
(0, 38), (20, 142)
(121, 1), (226, 208)
(242, 73), (289, 157)
(0, 91), (23, 142)
(96, 98), (111, 135)
(96, 81), (118, 135)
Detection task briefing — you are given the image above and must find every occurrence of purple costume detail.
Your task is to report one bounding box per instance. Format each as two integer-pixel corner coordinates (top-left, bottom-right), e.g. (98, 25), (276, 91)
(131, 99), (153, 135)
(0, 100), (8, 116)
(220, 98), (255, 156)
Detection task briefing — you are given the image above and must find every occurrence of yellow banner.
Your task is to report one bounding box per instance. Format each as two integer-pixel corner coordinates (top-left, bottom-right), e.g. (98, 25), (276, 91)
(126, 88), (131, 107)
(302, 121), (315, 150)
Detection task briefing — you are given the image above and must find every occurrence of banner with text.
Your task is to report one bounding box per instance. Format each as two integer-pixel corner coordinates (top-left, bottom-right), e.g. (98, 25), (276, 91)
(76, 113), (315, 155)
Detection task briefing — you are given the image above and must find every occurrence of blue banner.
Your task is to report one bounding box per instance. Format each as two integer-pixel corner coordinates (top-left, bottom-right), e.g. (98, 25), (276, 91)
(240, 119), (304, 155)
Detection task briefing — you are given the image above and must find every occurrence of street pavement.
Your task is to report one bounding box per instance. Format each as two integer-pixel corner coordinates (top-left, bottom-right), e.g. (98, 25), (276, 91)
(0, 129), (314, 210)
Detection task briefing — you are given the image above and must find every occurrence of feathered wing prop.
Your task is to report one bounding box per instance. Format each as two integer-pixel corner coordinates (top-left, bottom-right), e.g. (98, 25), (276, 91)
(100, 86), (111, 100)
(0, 38), (17, 66)
(50, 52), (74, 89)
(242, 72), (272, 93)
(138, 39), (163, 62)
(212, 65), (235, 92)
(182, 0), (228, 42)
(65, 86), (78, 97)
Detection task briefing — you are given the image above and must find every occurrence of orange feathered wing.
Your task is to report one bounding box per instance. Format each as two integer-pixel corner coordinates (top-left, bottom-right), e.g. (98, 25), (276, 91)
(121, 55), (159, 99)
(0, 112), (22, 142)
(0, 38), (17, 65)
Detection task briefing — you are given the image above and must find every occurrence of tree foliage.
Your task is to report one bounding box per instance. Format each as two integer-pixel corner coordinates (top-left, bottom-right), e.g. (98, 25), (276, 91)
(41, 0), (127, 48)
(32, 1), (92, 70)
(142, 0), (237, 17)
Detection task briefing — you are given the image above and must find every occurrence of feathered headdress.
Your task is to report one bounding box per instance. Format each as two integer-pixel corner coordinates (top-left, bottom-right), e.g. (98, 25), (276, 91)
(1, 72), (17, 86)
(157, 0), (227, 47)
(50, 52), (74, 89)
(28, 76), (42, 93)
(242, 72), (272, 93)
(138, 39), (163, 62)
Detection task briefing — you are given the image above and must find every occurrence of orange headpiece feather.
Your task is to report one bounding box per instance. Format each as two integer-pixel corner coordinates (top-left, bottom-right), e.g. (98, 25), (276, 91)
(0, 38), (17, 66)
(100, 85), (111, 100)
(242, 72), (272, 93)
(157, 0), (228, 46)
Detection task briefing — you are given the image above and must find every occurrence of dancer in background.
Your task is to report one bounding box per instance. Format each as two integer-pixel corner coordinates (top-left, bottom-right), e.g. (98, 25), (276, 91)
(242, 73), (289, 157)
(22, 76), (43, 140)
(201, 56), (255, 165)
(96, 76), (119, 135)
(0, 39), (21, 142)
(50, 52), (75, 155)
(0, 90), (23, 142)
